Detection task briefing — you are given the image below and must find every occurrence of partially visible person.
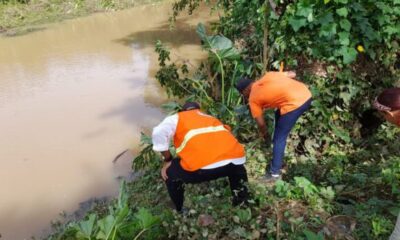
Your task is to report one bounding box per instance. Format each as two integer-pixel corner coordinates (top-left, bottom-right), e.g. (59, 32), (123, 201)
(373, 88), (400, 127)
(236, 71), (312, 182)
(152, 102), (250, 212)
(373, 88), (400, 240)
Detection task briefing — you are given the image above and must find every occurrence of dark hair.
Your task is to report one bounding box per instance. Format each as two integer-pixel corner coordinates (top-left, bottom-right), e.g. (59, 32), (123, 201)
(377, 88), (400, 110)
(182, 102), (200, 111)
(235, 77), (253, 93)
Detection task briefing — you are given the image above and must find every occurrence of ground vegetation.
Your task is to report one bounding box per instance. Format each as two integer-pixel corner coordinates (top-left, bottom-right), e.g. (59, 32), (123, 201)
(47, 0), (400, 239)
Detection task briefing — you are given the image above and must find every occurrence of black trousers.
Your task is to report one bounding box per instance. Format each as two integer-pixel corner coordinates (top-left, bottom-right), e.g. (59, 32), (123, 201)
(165, 158), (249, 211)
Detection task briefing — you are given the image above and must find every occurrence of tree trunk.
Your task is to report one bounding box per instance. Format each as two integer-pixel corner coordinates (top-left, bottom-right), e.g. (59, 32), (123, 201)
(262, 1), (269, 73)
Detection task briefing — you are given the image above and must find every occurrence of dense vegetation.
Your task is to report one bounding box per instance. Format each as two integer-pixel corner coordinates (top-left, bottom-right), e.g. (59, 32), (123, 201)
(0, 0), (162, 36)
(47, 0), (400, 239)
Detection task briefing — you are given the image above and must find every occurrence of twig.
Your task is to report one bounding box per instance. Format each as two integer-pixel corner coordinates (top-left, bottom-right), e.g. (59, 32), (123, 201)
(275, 202), (280, 240)
(113, 149), (129, 163)
(133, 228), (148, 240)
(262, 0), (280, 72)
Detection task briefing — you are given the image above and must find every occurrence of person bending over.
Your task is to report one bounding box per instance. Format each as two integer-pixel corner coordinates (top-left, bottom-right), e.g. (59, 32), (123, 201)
(152, 102), (250, 212)
(236, 71), (312, 182)
(373, 88), (400, 240)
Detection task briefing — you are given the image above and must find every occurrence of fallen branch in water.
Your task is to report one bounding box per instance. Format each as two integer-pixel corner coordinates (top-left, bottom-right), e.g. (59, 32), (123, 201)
(113, 149), (129, 163)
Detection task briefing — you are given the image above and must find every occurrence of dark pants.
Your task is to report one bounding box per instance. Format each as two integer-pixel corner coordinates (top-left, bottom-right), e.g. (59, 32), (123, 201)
(269, 98), (312, 174)
(165, 159), (249, 211)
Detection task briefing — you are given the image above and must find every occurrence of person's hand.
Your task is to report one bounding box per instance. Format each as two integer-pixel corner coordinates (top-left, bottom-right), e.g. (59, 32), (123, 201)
(161, 161), (172, 181)
(259, 131), (271, 148)
(259, 130), (266, 139)
(263, 133), (272, 148)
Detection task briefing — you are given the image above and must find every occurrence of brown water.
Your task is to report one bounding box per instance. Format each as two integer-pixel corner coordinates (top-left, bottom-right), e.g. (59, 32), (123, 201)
(0, 2), (210, 239)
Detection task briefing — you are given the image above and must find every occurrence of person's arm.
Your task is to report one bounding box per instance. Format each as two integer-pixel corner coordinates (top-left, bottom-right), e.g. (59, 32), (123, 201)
(249, 101), (270, 142)
(255, 115), (269, 142)
(152, 115), (178, 181)
(160, 150), (173, 181)
(161, 150), (172, 162)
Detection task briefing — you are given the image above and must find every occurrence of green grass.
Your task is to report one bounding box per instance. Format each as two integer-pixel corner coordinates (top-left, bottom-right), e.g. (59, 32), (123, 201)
(0, 0), (164, 36)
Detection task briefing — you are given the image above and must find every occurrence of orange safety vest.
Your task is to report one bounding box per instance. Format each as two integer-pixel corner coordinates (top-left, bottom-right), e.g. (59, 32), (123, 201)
(174, 110), (245, 171)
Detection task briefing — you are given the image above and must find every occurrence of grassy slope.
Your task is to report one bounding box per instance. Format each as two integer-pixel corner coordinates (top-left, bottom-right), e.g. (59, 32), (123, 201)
(0, 0), (163, 36)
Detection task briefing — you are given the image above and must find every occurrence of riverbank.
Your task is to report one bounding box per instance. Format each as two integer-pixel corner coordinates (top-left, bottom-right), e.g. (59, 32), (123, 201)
(0, 1), (214, 238)
(4, 0), (399, 239)
(0, 0), (163, 36)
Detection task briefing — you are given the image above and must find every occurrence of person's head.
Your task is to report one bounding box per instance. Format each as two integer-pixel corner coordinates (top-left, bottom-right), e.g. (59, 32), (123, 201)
(373, 88), (400, 127)
(236, 77), (254, 100)
(181, 101), (201, 112)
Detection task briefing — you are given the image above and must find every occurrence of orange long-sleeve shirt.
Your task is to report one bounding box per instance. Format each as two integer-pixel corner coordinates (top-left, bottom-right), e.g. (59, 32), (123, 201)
(249, 72), (312, 118)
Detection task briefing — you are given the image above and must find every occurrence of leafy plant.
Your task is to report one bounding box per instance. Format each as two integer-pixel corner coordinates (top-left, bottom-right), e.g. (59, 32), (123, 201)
(48, 0), (400, 239)
(76, 214), (97, 240)
(196, 22), (240, 104)
(303, 229), (324, 240)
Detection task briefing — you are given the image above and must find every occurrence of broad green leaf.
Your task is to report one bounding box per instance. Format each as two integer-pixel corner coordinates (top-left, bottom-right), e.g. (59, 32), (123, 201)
(363, 26), (380, 41)
(115, 205), (130, 224)
(339, 19), (351, 31)
(376, 2), (392, 13)
(317, 12), (333, 25)
(296, 6), (313, 18)
(377, 15), (390, 27)
(339, 91), (352, 105)
(324, 0), (331, 4)
(307, 12), (314, 22)
(118, 180), (128, 209)
(236, 208), (252, 222)
(76, 214), (97, 239)
(384, 26), (399, 36)
(294, 177), (318, 196)
(320, 186), (335, 200)
(336, 7), (348, 17)
(319, 23), (337, 38)
(217, 48), (240, 60)
(118, 221), (140, 239)
(289, 17), (307, 32)
(196, 22), (240, 61)
(207, 35), (233, 51)
(334, 0), (348, 3)
(338, 31), (350, 46)
(339, 47), (357, 64)
(196, 23), (207, 42)
(331, 125), (351, 143)
(135, 208), (159, 229)
(97, 215), (115, 240)
(304, 229), (324, 240)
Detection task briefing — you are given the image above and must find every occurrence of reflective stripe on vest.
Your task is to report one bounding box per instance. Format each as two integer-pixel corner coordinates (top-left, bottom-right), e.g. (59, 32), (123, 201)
(175, 125), (227, 154)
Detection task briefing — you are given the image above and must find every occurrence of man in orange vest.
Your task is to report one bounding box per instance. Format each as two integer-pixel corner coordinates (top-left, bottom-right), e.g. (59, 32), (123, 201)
(236, 71), (312, 182)
(152, 102), (249, 212)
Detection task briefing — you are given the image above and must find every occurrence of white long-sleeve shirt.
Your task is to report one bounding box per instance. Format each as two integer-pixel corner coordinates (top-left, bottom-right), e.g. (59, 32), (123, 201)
(152, 113), (246, 169)
(390, 213), (400, 240)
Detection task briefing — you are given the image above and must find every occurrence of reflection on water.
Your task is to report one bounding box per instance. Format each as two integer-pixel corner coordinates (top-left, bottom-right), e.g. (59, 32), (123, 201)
(0, 2), (211, 239)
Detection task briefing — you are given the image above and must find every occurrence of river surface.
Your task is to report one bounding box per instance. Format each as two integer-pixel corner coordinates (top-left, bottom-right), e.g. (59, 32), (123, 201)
(0, 2), (210, 239)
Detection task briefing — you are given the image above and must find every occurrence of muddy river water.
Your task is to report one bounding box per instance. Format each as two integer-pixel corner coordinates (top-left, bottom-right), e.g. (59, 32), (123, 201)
(0, 2), (210, 239)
